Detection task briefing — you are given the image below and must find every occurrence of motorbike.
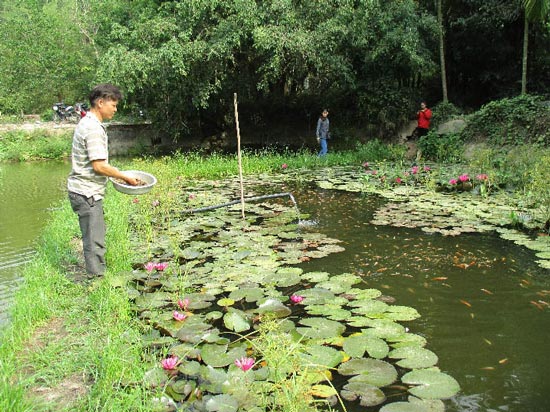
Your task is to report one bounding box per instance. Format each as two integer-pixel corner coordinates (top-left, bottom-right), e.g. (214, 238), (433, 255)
(74, 102), (88, 118)
(52, 102), (85, 123)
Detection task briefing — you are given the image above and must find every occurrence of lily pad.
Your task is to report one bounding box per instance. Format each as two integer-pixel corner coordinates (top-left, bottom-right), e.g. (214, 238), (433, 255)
(379, 402), (426, 412)
(341, 382), (386, 406)
(389, 347), (439, 369)
(383, 306), (421, 321)
(402, 369), (460, 399)
(200, 343), (246, 368)
(223, 311), (251, 333)
(302, 271), (331, 283)
(228, 287), (264, 302)
(301, 344), (344, 369)
(297, 317), (346, 339)
(256, 298), (292, 318)
(338, 358), (398, 387)
(205, 394), (239, 412)
(361, 319), (406, 339)
(343, 334), (389, 359)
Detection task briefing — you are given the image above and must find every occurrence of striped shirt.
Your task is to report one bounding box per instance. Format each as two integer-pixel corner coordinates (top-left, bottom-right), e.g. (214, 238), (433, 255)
(67, 112), (109, 199)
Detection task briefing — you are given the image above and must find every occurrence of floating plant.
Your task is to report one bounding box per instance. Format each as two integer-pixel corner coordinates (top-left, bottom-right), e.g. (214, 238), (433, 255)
(122, 176), (460, 411)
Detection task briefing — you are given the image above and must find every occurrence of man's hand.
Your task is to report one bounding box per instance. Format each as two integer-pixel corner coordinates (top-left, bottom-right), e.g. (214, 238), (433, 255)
(123, 176), (139, 186)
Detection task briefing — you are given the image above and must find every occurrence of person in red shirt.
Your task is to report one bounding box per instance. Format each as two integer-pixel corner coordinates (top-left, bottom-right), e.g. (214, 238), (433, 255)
(412, 101), (432, 139)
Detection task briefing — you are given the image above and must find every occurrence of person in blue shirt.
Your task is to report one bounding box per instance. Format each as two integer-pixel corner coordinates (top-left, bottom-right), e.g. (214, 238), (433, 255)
(316, 109), (330, 156)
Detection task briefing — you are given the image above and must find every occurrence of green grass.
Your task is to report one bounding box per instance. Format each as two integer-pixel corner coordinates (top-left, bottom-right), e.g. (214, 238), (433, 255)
(0, 129), (72, 161)
(0, 198), (153, 411)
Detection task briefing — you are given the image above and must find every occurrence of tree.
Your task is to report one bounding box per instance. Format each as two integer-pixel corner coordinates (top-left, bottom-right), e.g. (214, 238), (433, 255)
(522, 0), (550, 94)
(0, 0), (95, 114)
(437, 0), (449, 103)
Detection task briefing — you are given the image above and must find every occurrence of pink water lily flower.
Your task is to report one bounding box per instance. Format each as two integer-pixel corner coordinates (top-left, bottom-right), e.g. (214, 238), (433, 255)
(476, 174), (488, 181)
(132, 198), (139, 204)
(144, 262), (156, 273)
(362, 162), (370, 169)
(290, 294), (304, 304)
(411, 166), (419, 174)
(281, 163), (288, 169)
(161, 355), (179, 370)
(424, 166), (431, 171)
(449, 179), (458, 185)
(177, 298), (190, 310)
(458, 174), (470, 182)
(173, 311), (188, 321)
(395, 177), (402, 184)
(235, 356), (255, 371)
(188, 193), (196, 200)
(155, 262), (168, 271)
(151, 199), (160, 207)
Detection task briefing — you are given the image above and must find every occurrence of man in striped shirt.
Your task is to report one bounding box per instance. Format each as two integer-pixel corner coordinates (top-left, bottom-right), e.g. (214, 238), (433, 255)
(67, 84), (138, 277)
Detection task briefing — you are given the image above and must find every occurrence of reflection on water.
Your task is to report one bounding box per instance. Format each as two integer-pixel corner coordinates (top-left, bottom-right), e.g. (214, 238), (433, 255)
(294, 187), (550, 412)
(0, 161), (68, 326)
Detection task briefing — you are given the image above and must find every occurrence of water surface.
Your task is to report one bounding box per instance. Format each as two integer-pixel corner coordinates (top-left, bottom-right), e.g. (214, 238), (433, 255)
(0, 161), (68, 325)
(294, 187), (550, 412)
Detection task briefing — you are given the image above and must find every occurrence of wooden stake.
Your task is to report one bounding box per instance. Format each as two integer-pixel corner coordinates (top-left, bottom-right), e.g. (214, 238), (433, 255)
(234, 93), (245, 219)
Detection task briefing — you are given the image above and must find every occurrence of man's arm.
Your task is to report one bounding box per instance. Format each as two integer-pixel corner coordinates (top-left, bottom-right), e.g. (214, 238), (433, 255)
(92, 160), (139, 185)
(316, 119), (321, 139)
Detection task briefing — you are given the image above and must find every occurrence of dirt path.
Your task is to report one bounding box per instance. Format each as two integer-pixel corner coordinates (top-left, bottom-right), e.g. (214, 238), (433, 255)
(0, 121), (76, 132)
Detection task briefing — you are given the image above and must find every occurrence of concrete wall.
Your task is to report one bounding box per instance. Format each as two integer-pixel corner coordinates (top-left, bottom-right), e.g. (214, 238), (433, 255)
(106, 122), (162, 156)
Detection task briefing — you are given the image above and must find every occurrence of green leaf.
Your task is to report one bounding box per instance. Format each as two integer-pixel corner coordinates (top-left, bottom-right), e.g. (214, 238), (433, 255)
(223, 311), (251, 333)
(402, 369), (461, 399)
(297, 317), (346, 339)
(338, 358), (398, 387)
(379, 402), (426, 412)
(205, 394), (239, 412)
(389, 347), (439, 369)
(301, 344), (344, 369)
(341, 382), (386, 406)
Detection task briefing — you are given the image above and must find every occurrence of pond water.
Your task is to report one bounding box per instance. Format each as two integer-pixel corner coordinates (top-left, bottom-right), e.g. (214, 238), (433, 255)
(293, 186), (550, 412)
(0, 161), (68, 326)
(0, 161), (549, 411)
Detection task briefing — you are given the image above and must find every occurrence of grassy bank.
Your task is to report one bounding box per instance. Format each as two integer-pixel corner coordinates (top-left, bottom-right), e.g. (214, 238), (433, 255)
(0, 196), (153, 411)
(0, 129), (73, 161)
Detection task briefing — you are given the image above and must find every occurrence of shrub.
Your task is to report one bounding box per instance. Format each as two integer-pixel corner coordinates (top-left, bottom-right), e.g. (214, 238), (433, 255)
(417, 131), (464, 163)
(461, 94), (550, 145)
(430, 102), (463, 129)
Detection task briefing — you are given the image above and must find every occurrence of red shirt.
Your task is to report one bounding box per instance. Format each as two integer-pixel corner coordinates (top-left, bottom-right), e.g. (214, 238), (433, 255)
(417, 108), (432, 129)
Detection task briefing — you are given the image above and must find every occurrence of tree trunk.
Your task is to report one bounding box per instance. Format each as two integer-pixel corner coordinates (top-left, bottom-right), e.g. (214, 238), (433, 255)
(521, 13), (529, 95)
(437, 0), (448, 103)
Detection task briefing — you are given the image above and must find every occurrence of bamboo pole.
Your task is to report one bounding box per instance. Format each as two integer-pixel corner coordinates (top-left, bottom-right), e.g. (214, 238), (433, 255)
(234, 93), (245, 219)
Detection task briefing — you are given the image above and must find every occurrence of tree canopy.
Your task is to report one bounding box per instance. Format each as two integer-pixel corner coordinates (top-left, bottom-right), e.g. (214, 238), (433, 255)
(0, 0), (549, 139)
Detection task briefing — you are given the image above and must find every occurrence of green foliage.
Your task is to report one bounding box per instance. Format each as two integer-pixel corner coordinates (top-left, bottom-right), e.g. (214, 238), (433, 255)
(92, 0), (438, 138)
(0, 130), (72, 161)
(430, 102), (463, 129)
(0, 0), (95, 114)
(460, 94), (550, 145)
(417, 131), (464, 162)
(355, 139), (407, 162)
(526, 152), (550, 228)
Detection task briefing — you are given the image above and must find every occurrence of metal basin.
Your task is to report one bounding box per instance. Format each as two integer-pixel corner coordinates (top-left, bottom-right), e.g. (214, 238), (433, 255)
(110, 170), (157, 195)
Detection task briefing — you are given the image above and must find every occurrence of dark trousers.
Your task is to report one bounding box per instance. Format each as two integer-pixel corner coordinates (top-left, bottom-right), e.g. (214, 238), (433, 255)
(411, 127), (429, 139)
(68, 192), (106, 276)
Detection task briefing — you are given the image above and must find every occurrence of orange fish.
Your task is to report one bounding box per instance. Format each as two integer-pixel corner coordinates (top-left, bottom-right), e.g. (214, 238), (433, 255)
(432, 277), (448, 281)
(460, 299), (472, 307)
(481, 288), (494, 295)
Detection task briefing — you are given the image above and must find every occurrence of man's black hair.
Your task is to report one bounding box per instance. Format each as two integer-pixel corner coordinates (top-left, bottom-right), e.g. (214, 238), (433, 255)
(89, 84), (123, 107)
